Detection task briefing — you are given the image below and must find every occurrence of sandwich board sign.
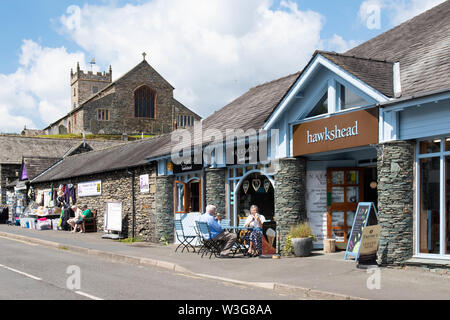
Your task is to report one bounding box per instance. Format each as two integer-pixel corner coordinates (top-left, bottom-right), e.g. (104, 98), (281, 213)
(344, 202), (378, 262)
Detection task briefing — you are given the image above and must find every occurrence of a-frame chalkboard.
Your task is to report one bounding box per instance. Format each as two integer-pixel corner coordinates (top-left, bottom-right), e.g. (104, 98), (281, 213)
(344, 202), (378, 262)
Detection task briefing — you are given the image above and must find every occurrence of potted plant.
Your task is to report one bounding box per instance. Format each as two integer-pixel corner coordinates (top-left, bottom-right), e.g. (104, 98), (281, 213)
(284, 222), (316, 257)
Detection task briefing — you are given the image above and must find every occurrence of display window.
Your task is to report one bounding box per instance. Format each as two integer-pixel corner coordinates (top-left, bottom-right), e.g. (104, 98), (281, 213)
(416, 137), (450, 258)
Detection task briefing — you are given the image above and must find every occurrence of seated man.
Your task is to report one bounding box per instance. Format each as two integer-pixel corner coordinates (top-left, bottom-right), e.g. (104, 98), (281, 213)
(199, 205), (237, 258)
(75, 205), (93, 233)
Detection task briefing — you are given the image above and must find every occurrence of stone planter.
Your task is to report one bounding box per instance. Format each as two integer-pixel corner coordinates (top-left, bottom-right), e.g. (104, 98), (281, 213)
(291, 237), (313, 257)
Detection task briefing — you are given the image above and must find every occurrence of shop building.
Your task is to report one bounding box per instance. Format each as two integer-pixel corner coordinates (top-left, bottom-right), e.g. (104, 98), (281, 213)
(28, 1), (450, 265)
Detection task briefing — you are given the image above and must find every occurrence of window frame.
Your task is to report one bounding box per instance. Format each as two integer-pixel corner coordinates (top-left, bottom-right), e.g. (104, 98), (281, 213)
(415, 136), (450, 259)
(134, 85), (157, 119)
(97, 109), (110, 121)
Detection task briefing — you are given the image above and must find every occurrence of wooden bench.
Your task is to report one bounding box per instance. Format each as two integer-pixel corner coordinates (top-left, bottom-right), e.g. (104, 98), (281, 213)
(82, 209), (97, 233)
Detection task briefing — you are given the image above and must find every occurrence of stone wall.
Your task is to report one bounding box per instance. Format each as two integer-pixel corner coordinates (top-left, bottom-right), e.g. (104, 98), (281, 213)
(205, 168), (226, 215)
(377, 141), (415, 265)
(155, 175), (174, 242)
(32, 163), (157, 241)
(0, 164), (21, 204)
(274, 158), (307, 251)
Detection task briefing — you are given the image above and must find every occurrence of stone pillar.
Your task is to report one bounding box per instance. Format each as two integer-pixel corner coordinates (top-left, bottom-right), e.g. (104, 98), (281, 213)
(377, 141), (415, 265)
(274, 157), (307, 250)
(205, 168), (226, 215)
(155, 175), (174, 243)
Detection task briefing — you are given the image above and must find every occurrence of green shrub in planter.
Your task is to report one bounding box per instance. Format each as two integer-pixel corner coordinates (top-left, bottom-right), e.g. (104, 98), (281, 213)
(284, 222), (316, 257)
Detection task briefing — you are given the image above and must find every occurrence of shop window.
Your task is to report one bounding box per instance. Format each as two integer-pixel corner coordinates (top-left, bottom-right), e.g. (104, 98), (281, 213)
(419, 157), (441, 254)
(134, 85), (156, 118)
(307, 93), (328, 118)
(446, 138), (450, 151)
(340, 84), (367, 109)
(446, 156), (450, 254)
(97, 109), (110, 121)
(420, 139), (441, 154)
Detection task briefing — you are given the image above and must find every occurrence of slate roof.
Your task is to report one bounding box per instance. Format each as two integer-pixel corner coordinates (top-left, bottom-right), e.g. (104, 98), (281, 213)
(32, 136), (171, 182)
(318, 51), (394, 97)
(0, 136), (123, 164)
(345, 0), (450, 97)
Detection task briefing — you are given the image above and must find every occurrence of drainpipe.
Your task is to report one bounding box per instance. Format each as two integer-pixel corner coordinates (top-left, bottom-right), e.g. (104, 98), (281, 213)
(127, 169), (136, 240)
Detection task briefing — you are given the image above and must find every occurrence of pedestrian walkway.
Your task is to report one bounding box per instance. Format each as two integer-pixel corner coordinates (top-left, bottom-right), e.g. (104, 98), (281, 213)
(0, 225), (448, 300)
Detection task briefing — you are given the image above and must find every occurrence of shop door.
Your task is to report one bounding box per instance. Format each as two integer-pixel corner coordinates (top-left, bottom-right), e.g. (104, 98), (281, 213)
(326, 168), (364, 248)
(188, 180), (201, 213)
(174, 181), (188, 214)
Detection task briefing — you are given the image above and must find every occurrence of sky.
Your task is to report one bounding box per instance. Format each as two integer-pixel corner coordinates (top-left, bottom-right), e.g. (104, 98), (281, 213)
(0, 0), (446, 133)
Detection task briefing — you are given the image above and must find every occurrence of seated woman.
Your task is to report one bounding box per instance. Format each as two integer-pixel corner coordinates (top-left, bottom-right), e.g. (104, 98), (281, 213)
(244, 205), (265, 257)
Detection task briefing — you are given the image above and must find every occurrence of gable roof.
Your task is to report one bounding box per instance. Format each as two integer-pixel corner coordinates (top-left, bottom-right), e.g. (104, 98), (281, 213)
(318, 51), (394, 98)
(345, 0), (450, 97)
(44, 60), (176, 130)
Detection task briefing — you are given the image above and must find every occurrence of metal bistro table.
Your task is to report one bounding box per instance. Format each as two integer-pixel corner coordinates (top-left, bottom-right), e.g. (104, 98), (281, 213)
(223, 226), (253, 256)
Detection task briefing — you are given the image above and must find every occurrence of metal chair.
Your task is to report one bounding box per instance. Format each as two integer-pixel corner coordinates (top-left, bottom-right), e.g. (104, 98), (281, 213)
(220, 219), (231, 229)
(195, 221), (222, 259)
(174, 220), (197, 253)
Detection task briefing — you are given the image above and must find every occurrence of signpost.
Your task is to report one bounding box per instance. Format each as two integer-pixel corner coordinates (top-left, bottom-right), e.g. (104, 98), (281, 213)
(344, 202), (378, 263)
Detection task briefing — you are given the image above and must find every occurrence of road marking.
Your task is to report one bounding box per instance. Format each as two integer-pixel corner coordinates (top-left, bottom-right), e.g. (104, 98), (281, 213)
(0, 235), (38, 246)
(74, 291), (104, 300)
(0, 264), (42, 281)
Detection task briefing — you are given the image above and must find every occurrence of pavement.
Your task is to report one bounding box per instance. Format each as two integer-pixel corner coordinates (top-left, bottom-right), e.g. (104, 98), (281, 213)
(0, 236), (296, 300)
(0, 224), (449, 300)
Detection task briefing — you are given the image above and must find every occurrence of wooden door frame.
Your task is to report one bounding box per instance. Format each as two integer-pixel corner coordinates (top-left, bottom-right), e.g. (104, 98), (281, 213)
(326, 167), (364, 243)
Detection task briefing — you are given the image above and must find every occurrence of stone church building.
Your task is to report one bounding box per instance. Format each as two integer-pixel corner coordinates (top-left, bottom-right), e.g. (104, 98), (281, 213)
(44, 55), (201, 136)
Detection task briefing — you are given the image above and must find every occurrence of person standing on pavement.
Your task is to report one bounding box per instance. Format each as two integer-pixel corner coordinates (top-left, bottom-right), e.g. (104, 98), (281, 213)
(199, 205), (237, 258)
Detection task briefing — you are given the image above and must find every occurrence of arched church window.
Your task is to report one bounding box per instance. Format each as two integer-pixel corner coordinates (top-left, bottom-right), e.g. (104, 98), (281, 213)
(134, 86), (156, 118)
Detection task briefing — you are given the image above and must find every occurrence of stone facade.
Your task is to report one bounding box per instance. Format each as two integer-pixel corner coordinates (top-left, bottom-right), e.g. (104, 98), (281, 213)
(274, 157), (307, 250)
(0, 164), (21, 204)
(45, 60), (201, 136)
(32, 164), (158, 241)
(71, 64), (112, 110)
(205, 168), (226, 215)
(377, 141), (415, 265)
(155, 175), (174, 243)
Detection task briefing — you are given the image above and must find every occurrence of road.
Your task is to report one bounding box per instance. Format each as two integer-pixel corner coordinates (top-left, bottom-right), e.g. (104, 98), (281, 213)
(0, 236), (298, 300)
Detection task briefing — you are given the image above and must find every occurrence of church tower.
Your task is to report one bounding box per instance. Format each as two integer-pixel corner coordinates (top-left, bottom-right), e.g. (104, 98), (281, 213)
(70, 62), (112, 110)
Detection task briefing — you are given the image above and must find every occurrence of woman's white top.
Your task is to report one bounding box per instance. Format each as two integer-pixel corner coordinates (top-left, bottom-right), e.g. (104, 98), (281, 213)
(245, 214), (265, 228)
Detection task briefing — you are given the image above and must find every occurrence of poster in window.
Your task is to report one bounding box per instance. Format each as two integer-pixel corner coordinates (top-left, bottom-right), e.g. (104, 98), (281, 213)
(140, 174), (149, 193)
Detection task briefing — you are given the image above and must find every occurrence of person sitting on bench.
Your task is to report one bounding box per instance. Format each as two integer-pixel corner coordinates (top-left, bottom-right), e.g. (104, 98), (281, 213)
(75, 205), (93, 233)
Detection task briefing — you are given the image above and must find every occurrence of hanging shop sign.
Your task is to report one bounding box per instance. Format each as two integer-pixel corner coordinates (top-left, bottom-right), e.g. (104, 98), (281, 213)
(78, 180), (102, 197)
(344, 202), (378, 262)
(140, 174), (149, 193)
(172, 149), (203, 174)
(293, 107), (378, 156)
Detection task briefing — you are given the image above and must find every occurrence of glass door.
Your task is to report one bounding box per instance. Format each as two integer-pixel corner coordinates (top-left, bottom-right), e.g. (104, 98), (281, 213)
(327, 168), (364, 248)
(174, 181), (187, 214)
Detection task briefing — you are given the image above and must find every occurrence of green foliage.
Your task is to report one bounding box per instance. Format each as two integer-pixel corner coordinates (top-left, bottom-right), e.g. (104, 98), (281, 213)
(283, 235), (294, 256)
(115, 237), (142, 243)
(288, 222), (317, 241)
(159, 234), (169, 246)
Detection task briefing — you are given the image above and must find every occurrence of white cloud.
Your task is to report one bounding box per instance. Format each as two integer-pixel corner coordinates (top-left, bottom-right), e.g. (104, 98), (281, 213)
(0, 40), (88, 133)
(58, 0), (325, 117)
(325, 34), (359, 53)
(359, 0), (446, 28)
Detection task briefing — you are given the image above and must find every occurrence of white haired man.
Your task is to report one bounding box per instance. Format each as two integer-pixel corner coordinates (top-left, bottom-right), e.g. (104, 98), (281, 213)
(199, 204), (237, 258)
